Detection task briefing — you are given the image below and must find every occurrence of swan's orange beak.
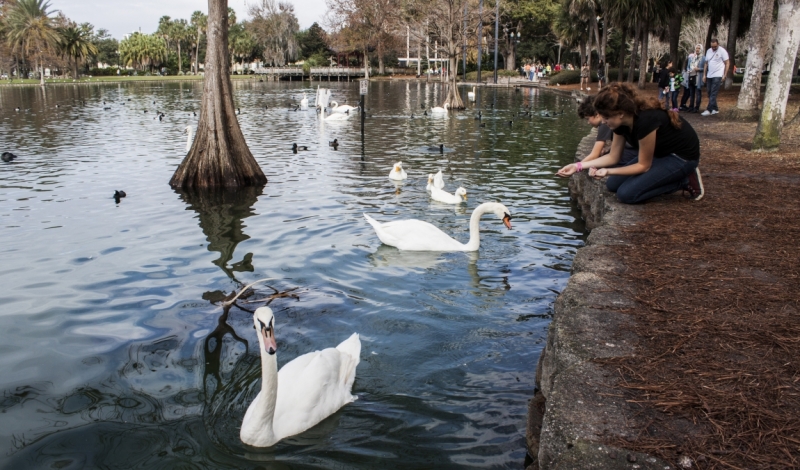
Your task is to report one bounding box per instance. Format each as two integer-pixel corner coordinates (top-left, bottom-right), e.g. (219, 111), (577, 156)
(503, 214), (512, 230)
(261, 324), (278, 355)
(462, 193), (468, 201)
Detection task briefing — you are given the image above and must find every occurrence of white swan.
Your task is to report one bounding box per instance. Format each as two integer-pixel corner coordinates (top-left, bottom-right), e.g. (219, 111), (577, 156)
(325, 112), (350, 121)
(430, 185), (467, 204)
(300, 93), (309, 110)
(467, 86), (476, 102)
(389, 162), (407, 180)
(426, 174), (434, 191)
(185, 125), (194, 152)
(363, 202), (512, 252)
(329, 101), (358, 114)
(240, 306), (361, 447)
(430, 103), (450, 114)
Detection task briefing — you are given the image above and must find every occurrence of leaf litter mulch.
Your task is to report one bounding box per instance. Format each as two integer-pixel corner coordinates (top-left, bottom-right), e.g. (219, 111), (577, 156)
(586, 87), (800, 469)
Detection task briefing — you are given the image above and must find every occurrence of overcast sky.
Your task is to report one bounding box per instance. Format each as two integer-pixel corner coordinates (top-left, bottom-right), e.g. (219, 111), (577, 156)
(57, 0), (328, 39)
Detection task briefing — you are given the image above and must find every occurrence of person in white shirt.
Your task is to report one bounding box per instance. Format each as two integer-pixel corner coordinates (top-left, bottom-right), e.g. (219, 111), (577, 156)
(701, 38), (729, 116)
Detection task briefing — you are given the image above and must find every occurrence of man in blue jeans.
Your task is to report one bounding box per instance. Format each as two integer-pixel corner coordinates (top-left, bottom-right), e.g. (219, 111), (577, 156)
(701, 38), (729, 116)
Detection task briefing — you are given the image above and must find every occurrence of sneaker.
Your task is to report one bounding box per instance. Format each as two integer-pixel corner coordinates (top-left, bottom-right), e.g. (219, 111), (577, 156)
(673, 108), (679, 112)
(685, 167), (705, 201)
(700, 110), (711, 116)
(711, 109), (719, 115)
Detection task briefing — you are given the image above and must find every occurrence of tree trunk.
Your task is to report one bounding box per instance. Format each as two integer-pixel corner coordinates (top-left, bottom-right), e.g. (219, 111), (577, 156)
(378, 39), (385, 75)
(617, 24), (627, 82)
(753, 0), (800, 150)
(195, 35), (201, 74)
(444, 55), (464, 109)
(737, 0), (775, 112)
(637, 18), (649, 89)
(668, 10), (682, 66)
(72, 58), (79, 80)
(705, 12), (720, 51)
(39, 57), (44, 86)
(628, 22), (640, 83)
(178, 42), (183, 74)
(170, 0), (267, 189)
(725, 0), (742, 89)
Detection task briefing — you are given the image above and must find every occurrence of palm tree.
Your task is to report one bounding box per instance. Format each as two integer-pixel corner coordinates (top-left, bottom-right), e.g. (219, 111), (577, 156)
(190, 11), (207, 74)
(59, 23), (98, 79)
(4, 0), (62, 86)
(171, 19), (189, 74)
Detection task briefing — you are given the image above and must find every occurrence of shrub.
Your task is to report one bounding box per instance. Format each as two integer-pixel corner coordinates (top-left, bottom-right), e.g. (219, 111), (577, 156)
(548, 70), (581, 85)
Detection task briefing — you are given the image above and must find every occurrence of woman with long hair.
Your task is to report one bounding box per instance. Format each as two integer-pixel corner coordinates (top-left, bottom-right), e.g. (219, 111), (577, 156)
(558, 82), (704, 203)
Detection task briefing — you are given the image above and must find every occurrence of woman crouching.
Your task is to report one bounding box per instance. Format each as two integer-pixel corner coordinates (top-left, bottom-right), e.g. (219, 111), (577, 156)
(568, 82), (704, 203)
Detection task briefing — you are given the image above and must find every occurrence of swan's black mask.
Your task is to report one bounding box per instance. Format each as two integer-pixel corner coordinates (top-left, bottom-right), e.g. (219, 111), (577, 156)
(503, 213), (513, 230)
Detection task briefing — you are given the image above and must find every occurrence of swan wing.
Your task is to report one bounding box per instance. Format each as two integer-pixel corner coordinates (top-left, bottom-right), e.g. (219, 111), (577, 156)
(272, 335), (360, 440)
(365, 214), (465, 251)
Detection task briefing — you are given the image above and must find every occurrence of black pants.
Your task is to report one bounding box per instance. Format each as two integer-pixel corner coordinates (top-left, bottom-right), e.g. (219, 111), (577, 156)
(680, 76), (697, 108)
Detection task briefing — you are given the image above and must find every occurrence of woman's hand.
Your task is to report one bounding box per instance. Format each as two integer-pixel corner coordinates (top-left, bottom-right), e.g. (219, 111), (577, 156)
(589, 167), (608, 179)
(556, 163), (578, 177)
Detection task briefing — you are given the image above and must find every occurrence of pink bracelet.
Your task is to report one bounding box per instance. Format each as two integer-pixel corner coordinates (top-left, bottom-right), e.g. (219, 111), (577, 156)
(575, 162), (583, 172)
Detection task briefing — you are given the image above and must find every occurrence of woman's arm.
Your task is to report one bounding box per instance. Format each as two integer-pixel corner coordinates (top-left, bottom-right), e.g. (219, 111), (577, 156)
(590, 130), (656, 178)
(556, 134), (622, 177)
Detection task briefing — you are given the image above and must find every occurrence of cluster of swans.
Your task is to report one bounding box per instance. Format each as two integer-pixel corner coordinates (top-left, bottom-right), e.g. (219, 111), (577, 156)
(367, 163), (512, 252)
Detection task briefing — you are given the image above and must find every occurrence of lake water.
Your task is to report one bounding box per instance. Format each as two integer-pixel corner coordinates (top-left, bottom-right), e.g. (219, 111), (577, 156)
(0, 79), (585, 469)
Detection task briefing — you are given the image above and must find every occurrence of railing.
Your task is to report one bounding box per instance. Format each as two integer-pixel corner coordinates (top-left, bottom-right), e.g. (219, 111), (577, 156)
(253, 67), (304, 75)
(309, 67), (370, 76)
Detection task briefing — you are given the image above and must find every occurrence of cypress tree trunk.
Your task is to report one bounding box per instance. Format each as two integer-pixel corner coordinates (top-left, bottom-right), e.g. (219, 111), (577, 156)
(170, 0), (267, 189)
(668, 10), (682, 68)
(753, 0), (800, 151)
(628, 22), (640, 83)
(617, 25), (627, 82)
(444, 55), (464, 109)
(736, 0), (774, 113)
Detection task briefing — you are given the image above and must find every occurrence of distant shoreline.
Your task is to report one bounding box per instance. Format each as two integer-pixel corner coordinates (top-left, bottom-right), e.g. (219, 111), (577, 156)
(0, 75), (259, 87)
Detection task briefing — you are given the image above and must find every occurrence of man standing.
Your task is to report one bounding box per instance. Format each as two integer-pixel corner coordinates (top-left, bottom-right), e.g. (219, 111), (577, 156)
(701, 38), (729, 116)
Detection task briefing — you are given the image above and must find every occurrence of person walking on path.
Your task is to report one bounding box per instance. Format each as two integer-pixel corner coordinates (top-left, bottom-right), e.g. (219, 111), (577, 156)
(701, 39), (729, 116)
(657, 61), (673, 109)
(563, 82), (704, 203)
(680, 44), (704, 112)
(580, 63), (590, 90)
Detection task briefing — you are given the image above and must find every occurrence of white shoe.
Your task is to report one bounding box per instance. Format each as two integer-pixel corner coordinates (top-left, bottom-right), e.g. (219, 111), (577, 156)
(700, 110), (711, 116)
(711, 110), (719, 115)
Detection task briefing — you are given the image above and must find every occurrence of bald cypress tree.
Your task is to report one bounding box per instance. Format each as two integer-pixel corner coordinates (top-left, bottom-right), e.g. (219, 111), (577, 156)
(170, 0), (267, 189)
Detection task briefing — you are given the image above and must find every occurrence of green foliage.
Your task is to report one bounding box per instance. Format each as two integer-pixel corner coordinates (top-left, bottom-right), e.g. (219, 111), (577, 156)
(548, 69), (581, 84)
(90, 29), (119, 67)
(297, 22), (330, 60)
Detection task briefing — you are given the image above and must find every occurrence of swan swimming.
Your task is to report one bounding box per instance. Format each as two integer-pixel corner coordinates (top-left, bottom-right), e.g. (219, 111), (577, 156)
(329, 101), (358, 114)
(467, 86), (476, 102)
(433, 170), (445, 189)
(389, 162), (407, 180)
(430, 103), (450, 114)
(363, 202), (512, 252)
(300, 93), (309, 110)
(325, 112), (350, 121)
(430, 185), (467, 204)
(185, 125), (194, 152)
(240, 306), (361, 447)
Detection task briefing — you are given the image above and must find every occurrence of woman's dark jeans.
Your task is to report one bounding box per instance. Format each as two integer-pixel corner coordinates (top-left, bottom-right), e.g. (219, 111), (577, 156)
(606, 154), (698, 204)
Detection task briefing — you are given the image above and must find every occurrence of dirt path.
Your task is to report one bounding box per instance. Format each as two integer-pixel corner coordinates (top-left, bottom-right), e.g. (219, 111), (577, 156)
(564, 82), (800, 468)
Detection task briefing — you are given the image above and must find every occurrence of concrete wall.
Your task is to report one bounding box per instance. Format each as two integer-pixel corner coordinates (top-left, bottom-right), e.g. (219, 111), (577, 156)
(525, 132), (675, 470)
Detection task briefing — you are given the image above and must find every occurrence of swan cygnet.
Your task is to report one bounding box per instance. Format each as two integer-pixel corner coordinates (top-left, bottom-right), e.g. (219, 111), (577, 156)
(240, 306), (361, 447)
(2, 152), (17, 162)
(430, 103), (450, 114)
(430, 185), (467, 204)
(363, 202), (512, 252)
(185, 126), (194, 152)
(388, 162), (407, 181)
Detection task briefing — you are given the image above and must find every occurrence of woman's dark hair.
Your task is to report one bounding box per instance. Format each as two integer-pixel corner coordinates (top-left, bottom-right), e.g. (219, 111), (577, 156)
(577, 96), (598, 118)
(593, 82), (682, 129)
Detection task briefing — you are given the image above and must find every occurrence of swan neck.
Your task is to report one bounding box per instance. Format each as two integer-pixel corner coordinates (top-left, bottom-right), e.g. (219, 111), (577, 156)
(241, 347), (279, 445)
(465, 204), (489, 251)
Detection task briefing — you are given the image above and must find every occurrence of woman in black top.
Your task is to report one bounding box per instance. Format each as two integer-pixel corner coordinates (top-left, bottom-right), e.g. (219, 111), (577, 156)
(575, 82), (704, 203)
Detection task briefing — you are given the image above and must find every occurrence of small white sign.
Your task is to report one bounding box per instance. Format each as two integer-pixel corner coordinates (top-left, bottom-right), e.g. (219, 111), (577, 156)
(359, 79), (368, 95)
